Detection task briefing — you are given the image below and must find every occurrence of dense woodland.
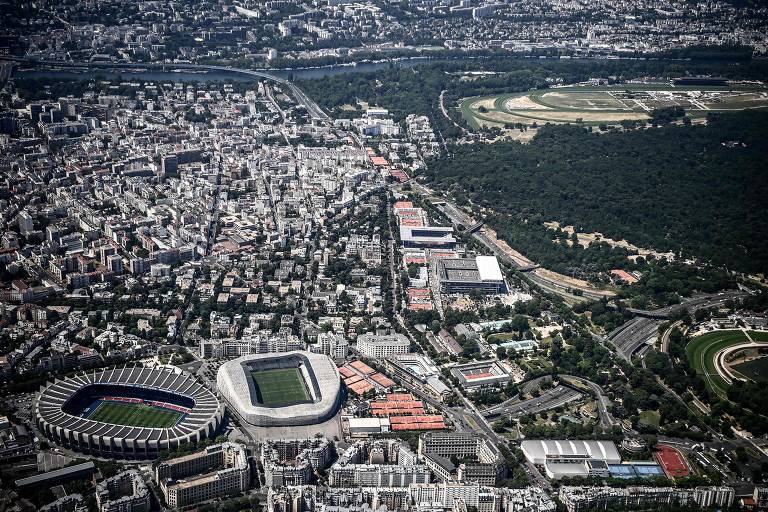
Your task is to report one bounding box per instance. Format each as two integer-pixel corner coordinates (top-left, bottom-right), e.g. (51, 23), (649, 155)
(424, 110), (768, 275)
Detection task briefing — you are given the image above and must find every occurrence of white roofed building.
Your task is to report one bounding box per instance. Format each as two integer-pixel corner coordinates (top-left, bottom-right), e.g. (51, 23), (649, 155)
(438, 256), (506, 295)
(521, 440), (621, 465)
(521, 440), (621, 480)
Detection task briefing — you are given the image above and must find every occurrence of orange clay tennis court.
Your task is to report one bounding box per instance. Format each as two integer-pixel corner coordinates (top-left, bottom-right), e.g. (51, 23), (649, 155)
(655, 444), (690, 478)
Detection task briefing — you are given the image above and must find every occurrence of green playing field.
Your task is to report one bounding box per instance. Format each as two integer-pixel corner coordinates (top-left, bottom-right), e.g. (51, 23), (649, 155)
(88, 401), (182, 428)
(250, 368), (311, 406)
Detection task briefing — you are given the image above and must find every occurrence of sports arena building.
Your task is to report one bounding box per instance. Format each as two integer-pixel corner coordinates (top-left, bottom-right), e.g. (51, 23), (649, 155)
(216, 350), (342, 427)
(521, 440), (622, 480)
(35, 366), (223, 459)
(451, 360), (512, 389)
(438, 256), (506, 295)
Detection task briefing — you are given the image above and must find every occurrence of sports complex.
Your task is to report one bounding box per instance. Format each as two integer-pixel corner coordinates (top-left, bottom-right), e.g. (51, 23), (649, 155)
(654, 444), (690, 479)
(216, 350), (342, 427)
(685, 329), (768, 398)
(459, 85), (768, 129)
(34, 366), (223, 458)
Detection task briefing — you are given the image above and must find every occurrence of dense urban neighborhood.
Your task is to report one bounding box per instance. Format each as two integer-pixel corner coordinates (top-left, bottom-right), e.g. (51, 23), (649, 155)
(1, 1), (768, 512)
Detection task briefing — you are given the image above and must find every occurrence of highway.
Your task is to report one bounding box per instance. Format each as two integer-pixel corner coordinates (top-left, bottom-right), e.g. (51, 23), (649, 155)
(608, 316), (662, 362)
(625, 290), (747, 319)
(5, 57), (330, 121)
(608, 290), (748, 362)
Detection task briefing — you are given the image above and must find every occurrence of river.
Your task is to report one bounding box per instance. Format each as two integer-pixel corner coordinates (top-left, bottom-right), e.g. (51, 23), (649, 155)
(13, 56), (477, 83)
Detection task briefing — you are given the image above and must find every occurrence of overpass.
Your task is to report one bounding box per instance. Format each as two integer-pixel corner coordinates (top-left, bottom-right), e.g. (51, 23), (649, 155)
(4, 57), (330, 121)
(608, 290), (748, 362)
(621, 290), (748, 320)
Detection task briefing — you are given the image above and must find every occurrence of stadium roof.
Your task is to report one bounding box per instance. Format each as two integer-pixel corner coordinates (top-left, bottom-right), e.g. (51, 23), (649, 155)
(521, 440), (621, 465)
(216, 351), (342, 426)
(399, 226), (456, 246)
(438, 256), (504, 283)
(476, 256), (503, 282)
(35, 366), (222, 452)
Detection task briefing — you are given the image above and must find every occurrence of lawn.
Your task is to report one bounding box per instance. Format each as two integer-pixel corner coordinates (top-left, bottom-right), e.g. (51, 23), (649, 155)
(639, 410), (661, 428)
(487, 332), (516, 343)
(685, 330), (749, 397)
(750, 331), (768, 342)
(251, 368), (311, 407)
(88, 401), (182, 428)
(733, 357), (768, 383)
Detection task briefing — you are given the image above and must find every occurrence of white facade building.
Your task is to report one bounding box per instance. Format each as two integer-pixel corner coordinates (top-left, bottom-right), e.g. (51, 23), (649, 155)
(356, 333), (410, 358)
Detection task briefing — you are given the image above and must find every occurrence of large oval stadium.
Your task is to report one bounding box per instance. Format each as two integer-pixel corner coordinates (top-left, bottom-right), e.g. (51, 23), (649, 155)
(35, 366), (223, 459)
(217, 351), (342, 427)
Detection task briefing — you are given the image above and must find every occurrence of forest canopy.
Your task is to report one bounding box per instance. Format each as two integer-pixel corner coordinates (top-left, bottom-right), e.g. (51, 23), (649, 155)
(424, 110), (768, 275)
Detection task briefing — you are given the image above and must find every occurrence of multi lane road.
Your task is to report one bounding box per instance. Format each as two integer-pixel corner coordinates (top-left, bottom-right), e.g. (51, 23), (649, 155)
(608, 290), (749, 361)
(608, 316), (662, 362)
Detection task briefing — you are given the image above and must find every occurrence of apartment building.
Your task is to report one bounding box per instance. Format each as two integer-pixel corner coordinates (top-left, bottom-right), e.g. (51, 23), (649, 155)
(155, 443), (250, 508)
(356, 333), (410, 358)
(96, 470), (150, 512)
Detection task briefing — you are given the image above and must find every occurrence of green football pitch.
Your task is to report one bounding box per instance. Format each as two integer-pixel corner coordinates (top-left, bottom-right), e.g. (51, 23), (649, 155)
(250, 368), (310, 406)
(88, 401), (183, 428)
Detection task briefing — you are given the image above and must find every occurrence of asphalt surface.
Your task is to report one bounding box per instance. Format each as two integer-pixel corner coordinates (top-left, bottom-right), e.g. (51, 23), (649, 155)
(609, 291), (749, 361)
(608, 316), (662, 362)
(483, 386), (584, 420)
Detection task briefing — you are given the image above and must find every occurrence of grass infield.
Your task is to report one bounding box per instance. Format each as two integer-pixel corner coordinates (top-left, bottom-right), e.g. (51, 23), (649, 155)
(685, 330), (748, 397)
(459, 85), (768, 129)
(250, 368), (310, 407)
(88, 401), (183, 428)
(733, 358), (768, 383)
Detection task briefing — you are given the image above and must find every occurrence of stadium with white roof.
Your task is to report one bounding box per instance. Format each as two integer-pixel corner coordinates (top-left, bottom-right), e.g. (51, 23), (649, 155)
(216, 350), (342, 427)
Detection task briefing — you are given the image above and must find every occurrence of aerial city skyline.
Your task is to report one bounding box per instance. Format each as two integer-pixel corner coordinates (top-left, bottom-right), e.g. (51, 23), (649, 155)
(0, 1), (767, 512)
